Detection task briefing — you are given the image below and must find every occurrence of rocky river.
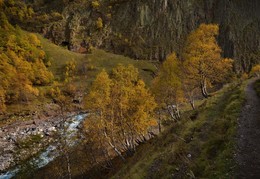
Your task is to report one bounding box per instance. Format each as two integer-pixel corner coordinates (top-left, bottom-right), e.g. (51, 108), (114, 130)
(0, 113), (87, 179)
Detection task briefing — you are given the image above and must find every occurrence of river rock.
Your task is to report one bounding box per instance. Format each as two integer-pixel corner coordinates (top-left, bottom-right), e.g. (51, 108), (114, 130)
(0, 154), (13, 171)
(0, 112), (86, 172)
(48, 127), (56, 132)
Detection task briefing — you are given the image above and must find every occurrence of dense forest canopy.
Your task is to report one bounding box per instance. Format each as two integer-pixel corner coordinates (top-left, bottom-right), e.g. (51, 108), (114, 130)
(0, 2), (53, 113)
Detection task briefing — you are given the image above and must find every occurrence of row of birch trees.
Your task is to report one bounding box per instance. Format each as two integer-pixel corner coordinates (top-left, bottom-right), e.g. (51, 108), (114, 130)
(83, 24), (234, 162)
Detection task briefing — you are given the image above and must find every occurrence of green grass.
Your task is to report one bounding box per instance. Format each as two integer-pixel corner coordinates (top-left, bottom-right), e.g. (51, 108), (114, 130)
(111, 81), (246, 179)
(0, 33), (155, 126)
(85, 49), (156, 85)
(36, 35), (86, 76)
(1, 34), (156, 120)
(37, 34), (156, 86)
(16, 134), (43, 149)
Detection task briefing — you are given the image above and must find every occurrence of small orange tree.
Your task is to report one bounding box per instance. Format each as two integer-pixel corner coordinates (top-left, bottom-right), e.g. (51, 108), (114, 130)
(152, 53), (184, 121)
(250, 64), (260, 77)
(84, 65), (156, 158)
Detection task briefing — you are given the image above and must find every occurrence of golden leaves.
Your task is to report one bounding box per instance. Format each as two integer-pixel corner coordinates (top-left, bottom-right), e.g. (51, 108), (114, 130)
(183, 24), (233, 96)
(250, 64), (260, 77)
(152, 52), (184, 106)
(0, 20), (53, 109)
(84, 64), (156, 153)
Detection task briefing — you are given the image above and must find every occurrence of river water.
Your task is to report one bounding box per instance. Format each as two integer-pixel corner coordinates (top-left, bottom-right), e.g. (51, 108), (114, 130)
(0, 114), (87, 179)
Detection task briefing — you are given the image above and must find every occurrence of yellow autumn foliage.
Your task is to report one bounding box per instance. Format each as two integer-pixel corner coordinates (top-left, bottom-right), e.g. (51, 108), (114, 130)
(183, 24), (233, 98)
(84, 65), (156, 155)
(0, 12), (53, 109)
(250, 64), (260, 77)
(0, 88), (6, 113)
(91, 0), (100, 8)
(96, 17), (103, 29)
(153, 53), (184, 106)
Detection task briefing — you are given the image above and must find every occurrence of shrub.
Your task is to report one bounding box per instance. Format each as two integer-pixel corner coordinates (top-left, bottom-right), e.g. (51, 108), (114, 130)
(91, 1), (100, 8)
(96, 17), (103, 29)
(250, 64), (260, 77)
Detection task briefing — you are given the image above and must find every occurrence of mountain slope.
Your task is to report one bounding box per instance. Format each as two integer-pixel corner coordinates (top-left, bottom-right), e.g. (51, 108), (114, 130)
(1, 31), (156, 119)
(25, 0), (260, 72)
(108, 82), (245, 179)
(37, 34), (156, 86)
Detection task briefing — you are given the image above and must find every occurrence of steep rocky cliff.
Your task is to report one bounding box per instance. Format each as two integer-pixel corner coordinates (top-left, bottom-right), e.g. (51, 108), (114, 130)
(31, 0), (260, 72)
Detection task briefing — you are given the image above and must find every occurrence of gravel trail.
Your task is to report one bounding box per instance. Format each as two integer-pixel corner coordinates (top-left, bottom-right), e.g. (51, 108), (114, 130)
(236, 78), (260, 178)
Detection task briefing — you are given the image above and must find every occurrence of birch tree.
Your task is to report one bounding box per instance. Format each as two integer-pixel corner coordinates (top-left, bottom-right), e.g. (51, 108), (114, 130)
(182, 24), (233, 98)
(84, 65), (156, 160)
(152, 53), (184, 121)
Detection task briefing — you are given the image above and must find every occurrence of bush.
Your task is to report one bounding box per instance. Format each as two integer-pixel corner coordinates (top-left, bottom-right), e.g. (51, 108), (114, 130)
(91, 1), (100, 8)
(241, 73), (249, 80)
(96, 17), (103, 29)
(250, 64), (260, 77)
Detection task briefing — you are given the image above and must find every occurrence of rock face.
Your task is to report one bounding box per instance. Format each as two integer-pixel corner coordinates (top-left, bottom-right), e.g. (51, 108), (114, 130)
(38, 0), (260, 72)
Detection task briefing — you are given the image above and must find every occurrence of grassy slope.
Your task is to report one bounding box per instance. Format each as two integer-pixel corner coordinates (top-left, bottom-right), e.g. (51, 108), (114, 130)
(6, 35), (155, 112)
(7, 35), (157, 177)
(111, 82), (245, 179)
(1, 34), (155, 125)
(37, 34), (156, 86)
(36, 35), (86, 76)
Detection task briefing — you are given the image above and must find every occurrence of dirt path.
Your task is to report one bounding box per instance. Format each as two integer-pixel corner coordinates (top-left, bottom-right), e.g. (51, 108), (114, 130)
(236, 78), (260, 178)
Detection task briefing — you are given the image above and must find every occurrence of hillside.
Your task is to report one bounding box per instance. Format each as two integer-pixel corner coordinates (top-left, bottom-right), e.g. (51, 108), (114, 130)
(10, 81), (245, 179)
(1, 0), (260, 178)
(108, 82), (246, 178)
(21, 0), (260, 73)
(27, 80), (246, 179)
(1, 32), (156, 117)
(37, 34), (156, 86)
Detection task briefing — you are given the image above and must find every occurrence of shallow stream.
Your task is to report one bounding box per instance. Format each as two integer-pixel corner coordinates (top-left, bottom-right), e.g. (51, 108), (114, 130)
(0, 114), (87, 179)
